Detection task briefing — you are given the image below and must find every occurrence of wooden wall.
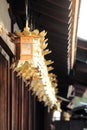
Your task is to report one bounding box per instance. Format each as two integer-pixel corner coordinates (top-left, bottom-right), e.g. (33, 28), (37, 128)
(0, 48), (9, 130)
(0, 37), (51, 130)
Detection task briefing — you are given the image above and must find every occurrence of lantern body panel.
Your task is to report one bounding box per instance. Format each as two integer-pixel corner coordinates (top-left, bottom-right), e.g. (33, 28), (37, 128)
(20, 36), (33, 60)
(16, 36), (41, 61)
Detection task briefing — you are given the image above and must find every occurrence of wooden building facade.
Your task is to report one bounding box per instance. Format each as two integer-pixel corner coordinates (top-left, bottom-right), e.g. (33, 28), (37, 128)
(0, 36), (51, 130)
(0, 1), (51, 129)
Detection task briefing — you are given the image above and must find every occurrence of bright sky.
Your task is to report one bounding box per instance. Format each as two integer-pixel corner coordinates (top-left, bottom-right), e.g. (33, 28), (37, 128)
(77, 0), (87, 40)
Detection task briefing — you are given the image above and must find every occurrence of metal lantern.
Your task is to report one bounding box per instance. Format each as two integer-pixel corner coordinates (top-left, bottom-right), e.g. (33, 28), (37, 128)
(14, 21), (40, 61)
(9, 20), (58, 110)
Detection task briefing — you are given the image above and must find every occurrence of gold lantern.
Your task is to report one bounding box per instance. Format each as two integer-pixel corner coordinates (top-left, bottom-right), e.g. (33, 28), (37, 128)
(9, 20), (58, 110)
(14, 20), (40, 62)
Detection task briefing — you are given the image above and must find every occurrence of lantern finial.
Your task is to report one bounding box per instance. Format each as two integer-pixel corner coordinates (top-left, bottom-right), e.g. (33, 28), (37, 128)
(22, 20), (31, 35)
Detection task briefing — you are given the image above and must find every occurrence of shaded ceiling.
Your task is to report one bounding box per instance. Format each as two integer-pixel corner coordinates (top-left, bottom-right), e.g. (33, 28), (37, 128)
(6, 0), (87, 100)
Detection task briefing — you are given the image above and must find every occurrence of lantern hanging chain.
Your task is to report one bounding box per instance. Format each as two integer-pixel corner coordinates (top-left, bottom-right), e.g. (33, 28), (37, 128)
(25, 0), (29, 21)
(25, 0), (34, 31)
(25, 0), (31, 30)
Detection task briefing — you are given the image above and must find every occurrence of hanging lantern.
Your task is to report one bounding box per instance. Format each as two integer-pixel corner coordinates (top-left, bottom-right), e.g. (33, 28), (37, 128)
(13, 21), (41, 63)
(8, 20), (58, 110)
